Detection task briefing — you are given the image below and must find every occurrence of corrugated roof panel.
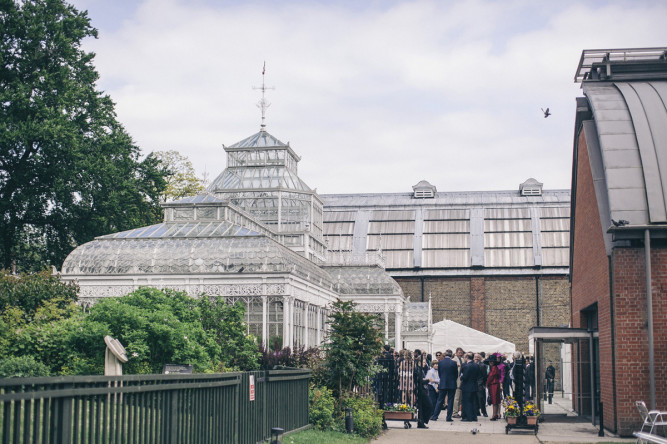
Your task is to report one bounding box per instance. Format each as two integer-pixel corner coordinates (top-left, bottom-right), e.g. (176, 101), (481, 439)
(539, 207), (570, 218)
(423, 220), (470, 233)
(422, 250), (470, 268)
(323, 222), (354, 235)
(383, 250), (414, 269)
(485, 232), (532, 248)
(485, 208), (530, 219)
(424, 209), (470, 220)
(485, 248), (534, 267)
(323, 211), (357, 222)
(368, 221), (415, 234)
(325, 235), (353, 251)
(423, 233), (470, 249)
(542, 232), (570, 248)
(542, 248), (570, 267)
(485, 219), (532, 232)
(367, 234), (413, 250)
(540, 218), (570, 232)
(370, 210), (415, 221)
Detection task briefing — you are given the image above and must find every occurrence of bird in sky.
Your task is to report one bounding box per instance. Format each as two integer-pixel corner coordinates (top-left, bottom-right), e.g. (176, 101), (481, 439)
(542, 107), (551, 118)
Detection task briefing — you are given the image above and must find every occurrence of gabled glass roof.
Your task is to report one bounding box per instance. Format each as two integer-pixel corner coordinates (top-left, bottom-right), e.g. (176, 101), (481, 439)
(166, 194), (226, 204)
(97, 221), (260, 239)
(323, 265), (402, 295)
(63, 236), (334, 287)
(227, 131), (287, 148)
(208, 167), (312, 192)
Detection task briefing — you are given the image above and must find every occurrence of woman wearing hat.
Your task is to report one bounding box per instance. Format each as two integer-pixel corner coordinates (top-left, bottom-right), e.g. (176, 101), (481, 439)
(486, 354), (502, 420)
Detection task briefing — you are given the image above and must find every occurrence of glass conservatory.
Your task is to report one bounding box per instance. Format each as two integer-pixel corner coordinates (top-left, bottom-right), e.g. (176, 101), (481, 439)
(61, 128), (407, 349)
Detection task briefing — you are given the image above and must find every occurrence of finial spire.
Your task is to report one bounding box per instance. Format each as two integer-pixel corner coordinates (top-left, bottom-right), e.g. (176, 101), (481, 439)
(253, 61), (274, 132)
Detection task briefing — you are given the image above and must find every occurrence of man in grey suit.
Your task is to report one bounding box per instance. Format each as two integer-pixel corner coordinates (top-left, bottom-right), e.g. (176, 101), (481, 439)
(430, 350), (458, 422)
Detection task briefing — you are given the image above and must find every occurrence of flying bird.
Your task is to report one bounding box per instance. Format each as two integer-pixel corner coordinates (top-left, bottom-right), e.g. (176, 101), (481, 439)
(541, 108), (551, 118)
(471, 428), (478, 435)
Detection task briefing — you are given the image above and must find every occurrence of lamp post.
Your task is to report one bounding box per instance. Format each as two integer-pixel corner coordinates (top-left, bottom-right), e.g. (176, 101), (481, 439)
(270, 427), (284, 444)
(345, 408), (354, 434)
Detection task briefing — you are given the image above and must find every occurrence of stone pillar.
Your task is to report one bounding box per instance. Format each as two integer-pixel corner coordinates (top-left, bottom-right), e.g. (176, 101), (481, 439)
(471, 277), (486, 332)
(394, 310), (402, 349)
(304, 303), (310, 348)
(262, 296), (268, 347)
(282, 295), (290, 349)
(316, 308), (322, 345)
(384, 311), (389, 342)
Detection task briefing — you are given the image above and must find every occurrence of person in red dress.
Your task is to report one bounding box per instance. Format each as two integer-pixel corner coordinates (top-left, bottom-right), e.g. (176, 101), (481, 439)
(486, 354), (502, 420)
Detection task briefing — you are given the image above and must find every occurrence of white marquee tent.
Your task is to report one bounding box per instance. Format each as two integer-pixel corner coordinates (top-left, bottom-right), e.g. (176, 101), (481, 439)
(403, 319), (516, 355)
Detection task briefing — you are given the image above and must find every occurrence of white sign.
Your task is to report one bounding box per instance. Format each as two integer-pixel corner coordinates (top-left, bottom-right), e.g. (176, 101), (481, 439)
(249, 375), (255, 402)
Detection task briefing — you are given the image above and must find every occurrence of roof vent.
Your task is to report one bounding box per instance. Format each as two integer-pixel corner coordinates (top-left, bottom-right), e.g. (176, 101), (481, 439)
(412, 180), (436, 199)
(519, 178), (543, 196)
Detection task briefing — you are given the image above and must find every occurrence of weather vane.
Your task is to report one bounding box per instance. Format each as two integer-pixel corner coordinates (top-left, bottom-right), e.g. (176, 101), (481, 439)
(253, 61), (274, 131)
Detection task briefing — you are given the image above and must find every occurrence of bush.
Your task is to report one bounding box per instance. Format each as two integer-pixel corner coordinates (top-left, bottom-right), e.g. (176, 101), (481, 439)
(0, 355), (49, 378)
(340, 395), (383, 439)
(309, 385), (336, 431)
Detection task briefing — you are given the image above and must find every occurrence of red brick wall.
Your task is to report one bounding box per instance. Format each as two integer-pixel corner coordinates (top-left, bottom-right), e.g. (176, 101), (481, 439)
(571, 130), (615, 431)
(572, 127), (667, 436)
(612, 247), (667, 435)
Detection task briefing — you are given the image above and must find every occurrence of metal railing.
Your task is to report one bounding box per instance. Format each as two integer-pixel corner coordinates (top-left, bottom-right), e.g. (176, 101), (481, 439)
(0, 369), (310, 444)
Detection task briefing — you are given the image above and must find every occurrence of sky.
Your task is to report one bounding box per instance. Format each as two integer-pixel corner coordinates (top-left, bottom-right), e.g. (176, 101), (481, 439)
(68, 0), (667, 195)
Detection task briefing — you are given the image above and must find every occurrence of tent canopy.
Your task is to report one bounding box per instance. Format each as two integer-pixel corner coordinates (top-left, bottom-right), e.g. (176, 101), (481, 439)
(404, 319), (516, 355)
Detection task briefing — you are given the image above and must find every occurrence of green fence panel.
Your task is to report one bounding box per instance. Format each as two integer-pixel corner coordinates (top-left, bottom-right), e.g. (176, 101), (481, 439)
(0, 370), (310, 444)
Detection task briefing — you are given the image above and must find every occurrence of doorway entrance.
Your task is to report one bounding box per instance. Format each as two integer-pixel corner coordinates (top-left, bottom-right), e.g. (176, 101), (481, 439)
(529, 327), (599, 424)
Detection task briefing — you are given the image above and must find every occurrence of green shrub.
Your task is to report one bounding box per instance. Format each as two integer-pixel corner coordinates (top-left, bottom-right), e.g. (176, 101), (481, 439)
(0, 355), (49, 378)
(340, 394), (383, 439)
(309, 385), (336, 430)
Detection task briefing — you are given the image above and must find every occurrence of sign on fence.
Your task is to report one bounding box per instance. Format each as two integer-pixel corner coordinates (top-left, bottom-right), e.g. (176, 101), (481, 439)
(249, 374), (256, 401)
(162, 364), (194, 374)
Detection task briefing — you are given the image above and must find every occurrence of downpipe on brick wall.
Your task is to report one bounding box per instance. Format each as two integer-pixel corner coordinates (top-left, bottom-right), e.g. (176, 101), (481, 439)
(644, 229), (655, 410)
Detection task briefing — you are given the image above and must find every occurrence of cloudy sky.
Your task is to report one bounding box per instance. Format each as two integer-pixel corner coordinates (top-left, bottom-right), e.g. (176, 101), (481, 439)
(69, 0), (667, 194)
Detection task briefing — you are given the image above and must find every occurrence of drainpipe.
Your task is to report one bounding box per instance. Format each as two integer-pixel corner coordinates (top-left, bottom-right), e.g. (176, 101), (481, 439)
(644, 229), (655, 410)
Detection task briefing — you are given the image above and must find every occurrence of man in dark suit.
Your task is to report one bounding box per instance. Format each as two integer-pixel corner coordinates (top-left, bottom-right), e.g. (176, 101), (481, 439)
(460, 352), (480, 421)
(429, 349), (458, 422)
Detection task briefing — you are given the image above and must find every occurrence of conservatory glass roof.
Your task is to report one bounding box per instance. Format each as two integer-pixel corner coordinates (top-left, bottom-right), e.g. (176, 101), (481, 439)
(227, 131), (288, 148)
(97, 221), (260, 239)
(323, 265), (403, 295)
(62, 235), (334, 287)
(207, 167), (312, 192)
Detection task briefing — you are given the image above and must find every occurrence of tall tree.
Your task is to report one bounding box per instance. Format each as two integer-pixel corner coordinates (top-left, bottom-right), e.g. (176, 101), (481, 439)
(323, 300), (384, 400)
(153, 150), (205, 201)
(0, 0), (167, 272)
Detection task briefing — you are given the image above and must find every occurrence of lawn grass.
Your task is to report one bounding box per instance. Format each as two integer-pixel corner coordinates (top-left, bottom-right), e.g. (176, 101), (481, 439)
(280, 429), (370, 444)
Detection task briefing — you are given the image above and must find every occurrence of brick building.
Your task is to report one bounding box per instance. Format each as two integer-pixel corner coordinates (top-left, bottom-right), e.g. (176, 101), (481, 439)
(570, 48), (667, 435)
(322, 180), (571, 354)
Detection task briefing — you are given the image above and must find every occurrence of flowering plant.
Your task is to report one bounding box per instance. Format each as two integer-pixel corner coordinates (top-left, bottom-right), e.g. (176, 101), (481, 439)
(502, 396), (520, 417)
(383, 403), (416, 413)
(523, 401), (540, 416)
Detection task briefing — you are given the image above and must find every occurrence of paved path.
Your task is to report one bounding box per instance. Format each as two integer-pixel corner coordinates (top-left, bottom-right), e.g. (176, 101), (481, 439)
(373, 416), (635, 443)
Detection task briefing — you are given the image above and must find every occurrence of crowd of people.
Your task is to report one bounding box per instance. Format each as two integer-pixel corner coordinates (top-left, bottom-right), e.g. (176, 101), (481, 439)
(375, 345), (543, 429)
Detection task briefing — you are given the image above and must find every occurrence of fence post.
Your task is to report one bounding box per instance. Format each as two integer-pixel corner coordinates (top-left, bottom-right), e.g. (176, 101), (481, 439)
(53, 386), (73, 444)
(170, 389), (179, 444)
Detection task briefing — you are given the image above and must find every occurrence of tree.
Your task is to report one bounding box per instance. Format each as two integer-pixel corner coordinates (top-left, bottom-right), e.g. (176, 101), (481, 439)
(0, 0), (167, 273)
(323, 300), (384, 399)
(153, 150), (205, 202)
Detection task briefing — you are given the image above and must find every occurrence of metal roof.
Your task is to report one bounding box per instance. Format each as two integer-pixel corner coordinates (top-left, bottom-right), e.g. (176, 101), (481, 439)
(322, 189), (571, 273)
(583, 81), (667, 225)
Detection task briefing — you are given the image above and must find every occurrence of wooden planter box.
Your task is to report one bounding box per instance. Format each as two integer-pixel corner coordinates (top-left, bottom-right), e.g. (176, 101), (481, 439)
(526, 416), (538, 425)
(506, 416), (518, 425)
(383, 411), (414, 421)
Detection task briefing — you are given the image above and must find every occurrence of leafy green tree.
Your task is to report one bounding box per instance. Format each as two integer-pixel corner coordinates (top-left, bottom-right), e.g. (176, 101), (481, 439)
(0, 0), (167, 273)
(323, 300), (384, 400)
(153, 150), (205, 201)
(198, 297), (260, 371)
(0, 270), (78, 320)
(85, 288), (219, 374)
